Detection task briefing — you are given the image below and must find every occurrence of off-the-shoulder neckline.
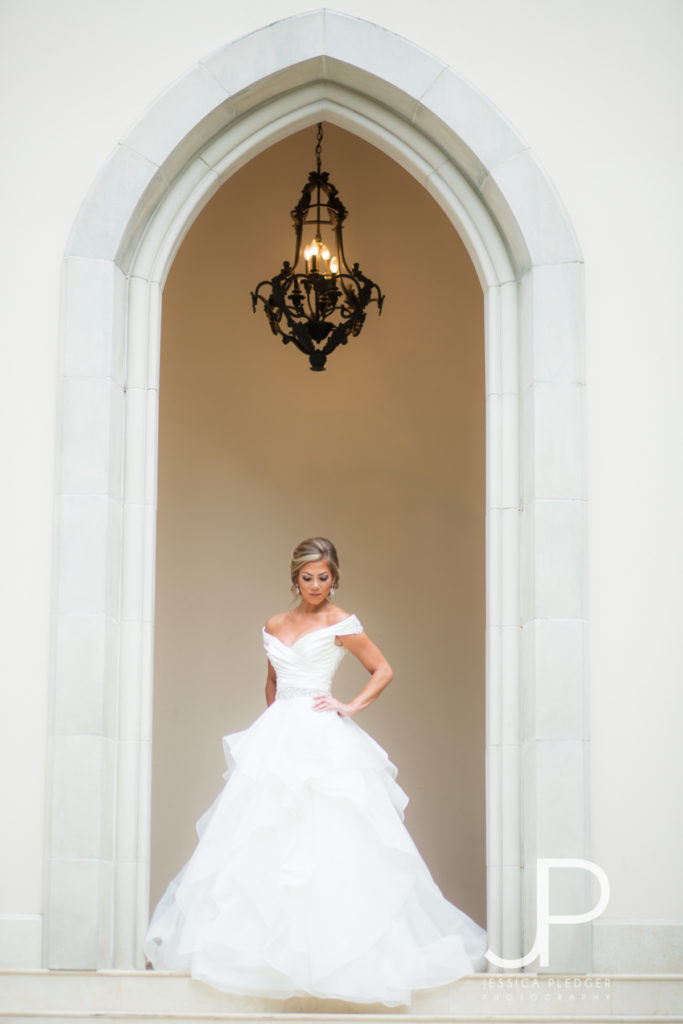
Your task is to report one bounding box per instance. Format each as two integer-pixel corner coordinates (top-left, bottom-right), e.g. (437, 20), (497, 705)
(262, 613), (356, 650)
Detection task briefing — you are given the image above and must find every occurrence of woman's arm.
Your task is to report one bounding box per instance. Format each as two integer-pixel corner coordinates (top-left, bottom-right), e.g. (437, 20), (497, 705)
(312, 632), (393, 717)
(265, 658), (277, 707)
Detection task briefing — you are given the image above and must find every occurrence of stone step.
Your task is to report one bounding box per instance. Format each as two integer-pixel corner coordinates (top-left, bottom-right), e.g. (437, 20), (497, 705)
(0, 971), (681, 1023)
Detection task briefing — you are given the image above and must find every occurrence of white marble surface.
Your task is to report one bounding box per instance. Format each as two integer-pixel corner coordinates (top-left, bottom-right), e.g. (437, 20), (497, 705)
(0, 917), (42, 969)
(522, 382), (587, 502)
(45, 860), (113, 968)
(119, 388), (152, 506)
(60, 258), (126, 383)
(123, 65), (232, 181)
(594, 921), (683, 974)
(125, 279), (162, 390)
(521, 499), (587, 620)
(485, 507), (522, 628)
(114, 741), (143, 865)
(520, 262), (586, 387)
(486, 625), (521, 747)
(202, 12), (326, 100)
(66, 145), (165, 267)
(482, 147), (583, 272)
(53, 495), (122, 616)
(325, 11), (447, 111)
(48, 735), (115, 860)
(118, 621), (153, 741)
(501, 392), (522, 507)
(522, 619), (587, 740)
(495, 281), (521, 395)
(53, 613), (118, 737)
(428, 162), (514, 286)
(57, 377), (124, 498)
(132, 156), (219, 287)
(2, 969), (681, 1019)
(417, 66), (527, 189)
(530, 739), (588, 857)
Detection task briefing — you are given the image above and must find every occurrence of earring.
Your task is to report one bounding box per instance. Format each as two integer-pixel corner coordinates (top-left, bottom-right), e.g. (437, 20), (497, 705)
(330, 586), (335, 596)
(295, 584), (300, 595)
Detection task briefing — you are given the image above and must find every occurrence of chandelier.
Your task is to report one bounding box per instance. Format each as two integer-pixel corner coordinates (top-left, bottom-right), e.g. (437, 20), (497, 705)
(251, 123), (385, 372)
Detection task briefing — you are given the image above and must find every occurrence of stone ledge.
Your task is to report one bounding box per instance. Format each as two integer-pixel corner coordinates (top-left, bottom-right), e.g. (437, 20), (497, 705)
(0, 971), (682, 1022)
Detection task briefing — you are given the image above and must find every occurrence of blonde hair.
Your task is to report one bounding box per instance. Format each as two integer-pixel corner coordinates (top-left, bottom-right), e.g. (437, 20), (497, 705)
(290, 537), (340, 592)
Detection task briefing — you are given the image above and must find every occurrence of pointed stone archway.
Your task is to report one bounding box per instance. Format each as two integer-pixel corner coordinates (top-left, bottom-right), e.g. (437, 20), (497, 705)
(46, 10), (587, 974)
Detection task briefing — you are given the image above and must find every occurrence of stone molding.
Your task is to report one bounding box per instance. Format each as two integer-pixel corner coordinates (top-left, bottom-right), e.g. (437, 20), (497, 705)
(2, 968), (682, 1020)
(45, 9), (588, 973)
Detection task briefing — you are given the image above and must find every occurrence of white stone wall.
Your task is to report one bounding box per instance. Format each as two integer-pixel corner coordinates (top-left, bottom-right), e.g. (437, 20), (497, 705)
(0, 0), (682, 970)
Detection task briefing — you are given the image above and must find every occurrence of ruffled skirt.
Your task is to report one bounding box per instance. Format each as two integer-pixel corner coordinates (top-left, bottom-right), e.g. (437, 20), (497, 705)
(144, 698), (487, 1006)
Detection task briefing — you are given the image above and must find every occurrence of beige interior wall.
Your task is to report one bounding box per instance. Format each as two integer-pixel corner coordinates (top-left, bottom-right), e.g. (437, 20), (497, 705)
(150, 124), (486, 925)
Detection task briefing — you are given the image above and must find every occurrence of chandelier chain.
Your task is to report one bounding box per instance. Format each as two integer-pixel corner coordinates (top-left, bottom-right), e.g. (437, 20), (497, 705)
(315, 122), (323, 174)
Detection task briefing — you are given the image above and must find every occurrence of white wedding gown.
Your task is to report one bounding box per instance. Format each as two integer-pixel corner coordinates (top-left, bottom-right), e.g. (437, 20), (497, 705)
(144, 614), (487, 1006)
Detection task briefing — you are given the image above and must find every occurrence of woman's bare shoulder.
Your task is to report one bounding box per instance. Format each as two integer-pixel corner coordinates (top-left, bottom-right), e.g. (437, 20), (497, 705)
(264, 611), (290, 633)
(329, 602), (358, 626)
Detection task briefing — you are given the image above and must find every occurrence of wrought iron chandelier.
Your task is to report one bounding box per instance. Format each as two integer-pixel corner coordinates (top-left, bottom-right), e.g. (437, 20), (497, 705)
(251, 123), (385, 372)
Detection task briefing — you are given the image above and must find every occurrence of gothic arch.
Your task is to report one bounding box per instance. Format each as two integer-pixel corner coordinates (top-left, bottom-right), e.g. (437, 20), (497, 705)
(47, 10), (588, 973)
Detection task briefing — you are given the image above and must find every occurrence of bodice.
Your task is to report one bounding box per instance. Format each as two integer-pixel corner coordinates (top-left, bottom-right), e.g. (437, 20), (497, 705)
(262, 614), (363, 701)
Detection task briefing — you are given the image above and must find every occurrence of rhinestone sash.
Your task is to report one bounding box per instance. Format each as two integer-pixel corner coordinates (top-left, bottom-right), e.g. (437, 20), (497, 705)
(275, 686), (329, 701)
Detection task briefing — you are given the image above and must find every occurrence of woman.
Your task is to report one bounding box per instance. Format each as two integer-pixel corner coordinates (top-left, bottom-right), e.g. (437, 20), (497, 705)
(144, 537), (487, 1005)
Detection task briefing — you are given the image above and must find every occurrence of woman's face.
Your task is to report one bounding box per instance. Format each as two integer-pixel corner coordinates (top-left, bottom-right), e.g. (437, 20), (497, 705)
(297, 559), (334, 605)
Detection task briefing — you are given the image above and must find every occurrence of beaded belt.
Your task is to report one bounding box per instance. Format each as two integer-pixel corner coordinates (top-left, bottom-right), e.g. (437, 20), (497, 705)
(275, 686), (329, 701)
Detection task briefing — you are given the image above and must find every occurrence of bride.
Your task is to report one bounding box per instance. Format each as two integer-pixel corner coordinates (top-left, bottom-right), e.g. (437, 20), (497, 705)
(144, 536), (488, 1006)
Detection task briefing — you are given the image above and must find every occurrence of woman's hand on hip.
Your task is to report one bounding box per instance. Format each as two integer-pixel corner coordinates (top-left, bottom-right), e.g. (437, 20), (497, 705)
(312, 694), (353, 717)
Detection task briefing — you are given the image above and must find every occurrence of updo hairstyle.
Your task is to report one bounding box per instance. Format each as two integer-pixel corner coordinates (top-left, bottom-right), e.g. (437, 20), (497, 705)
(290, 537), (340, 594)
